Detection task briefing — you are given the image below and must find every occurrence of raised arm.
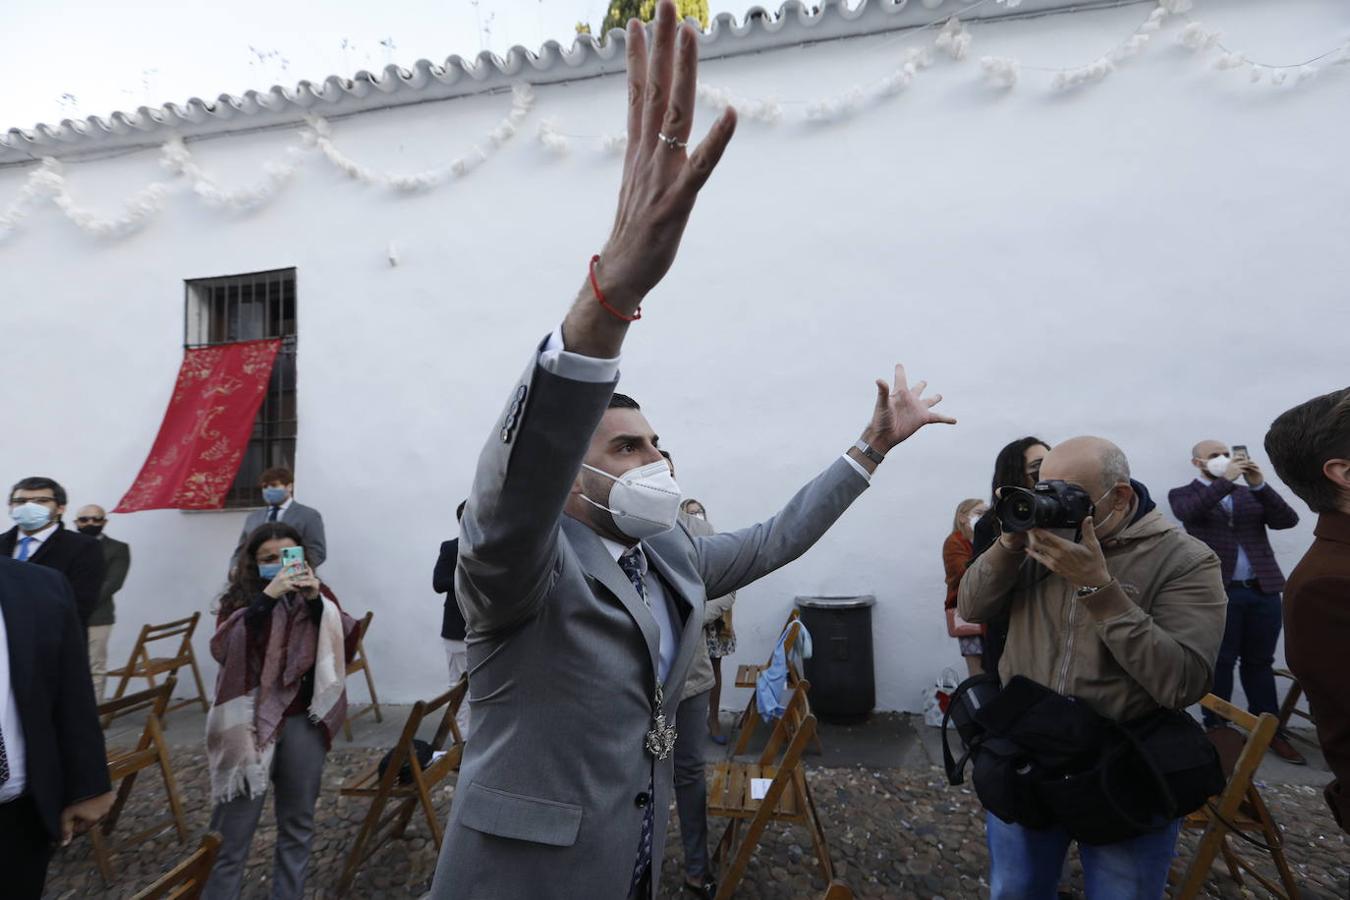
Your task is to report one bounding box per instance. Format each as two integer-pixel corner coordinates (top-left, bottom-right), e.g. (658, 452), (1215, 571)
(455, 1), (736, 633)
(1168, 477), (1236, 525)
(695, 363), (955, 600)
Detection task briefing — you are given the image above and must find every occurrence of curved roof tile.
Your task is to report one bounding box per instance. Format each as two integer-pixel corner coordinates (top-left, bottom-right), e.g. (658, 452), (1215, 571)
(0, 0), (1082, 165)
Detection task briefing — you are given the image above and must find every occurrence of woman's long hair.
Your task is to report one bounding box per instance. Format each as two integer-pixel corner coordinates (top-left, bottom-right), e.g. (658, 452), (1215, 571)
(952, 497), (985, 537)
(217, 522), (315, 617)
(989, 437), (1051, 504)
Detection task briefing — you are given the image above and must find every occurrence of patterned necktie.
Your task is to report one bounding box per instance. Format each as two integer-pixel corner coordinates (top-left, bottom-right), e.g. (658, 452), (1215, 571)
(620, 545), (655, 895)
(15, 536), (34, 562)
(618, 548), (649, 609)
(0, 719), (8, 786)
(267, 506), (280, 523)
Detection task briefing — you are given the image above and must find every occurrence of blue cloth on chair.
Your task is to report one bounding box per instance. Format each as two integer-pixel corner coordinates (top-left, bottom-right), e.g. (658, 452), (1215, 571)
(755, 622), (812, 721)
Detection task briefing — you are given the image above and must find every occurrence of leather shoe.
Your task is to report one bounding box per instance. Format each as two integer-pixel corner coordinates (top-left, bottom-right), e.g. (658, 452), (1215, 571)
(683, 878), (717, 898)
(1269, 734), (1307, 765)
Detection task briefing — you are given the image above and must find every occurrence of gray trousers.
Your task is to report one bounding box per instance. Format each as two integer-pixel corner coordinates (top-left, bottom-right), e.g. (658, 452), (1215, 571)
(203, 715), (328, 900)
(674, 689), (711, 883)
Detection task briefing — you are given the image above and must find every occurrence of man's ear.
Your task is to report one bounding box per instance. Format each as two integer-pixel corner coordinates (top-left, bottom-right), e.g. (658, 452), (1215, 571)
(1324, 458), (1350, 492)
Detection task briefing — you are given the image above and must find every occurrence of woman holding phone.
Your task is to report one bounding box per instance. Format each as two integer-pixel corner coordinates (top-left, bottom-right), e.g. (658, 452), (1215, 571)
(203, 523), (358, 900)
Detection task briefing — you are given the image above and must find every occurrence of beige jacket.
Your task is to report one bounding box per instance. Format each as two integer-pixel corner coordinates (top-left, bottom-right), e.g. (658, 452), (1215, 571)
(680, 512), (736, 699)
(957, 506), (1226, 722)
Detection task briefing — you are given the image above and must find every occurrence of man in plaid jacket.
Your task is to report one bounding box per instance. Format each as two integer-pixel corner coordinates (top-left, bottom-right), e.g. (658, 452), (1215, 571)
(1169, 440), (1304, 763)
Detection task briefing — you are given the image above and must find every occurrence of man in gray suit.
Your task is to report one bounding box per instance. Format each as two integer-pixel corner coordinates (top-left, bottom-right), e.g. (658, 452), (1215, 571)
(232, 466), (326, 570)
(429, 6), (955, 898)
(73, 504), (130, 701)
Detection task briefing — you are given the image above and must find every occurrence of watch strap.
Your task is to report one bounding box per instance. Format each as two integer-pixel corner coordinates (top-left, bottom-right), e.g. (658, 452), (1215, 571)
(853, 439), (886, 465)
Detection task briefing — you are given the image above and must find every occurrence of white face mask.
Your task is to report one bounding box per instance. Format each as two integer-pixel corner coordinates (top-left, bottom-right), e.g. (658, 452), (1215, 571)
(1205, 455), (1231, 478)
(581, 460), (683, 540)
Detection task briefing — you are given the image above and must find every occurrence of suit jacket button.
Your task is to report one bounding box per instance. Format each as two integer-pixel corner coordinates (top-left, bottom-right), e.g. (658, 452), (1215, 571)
(516, 385), (528, 401)
(634, 792), (650, 808)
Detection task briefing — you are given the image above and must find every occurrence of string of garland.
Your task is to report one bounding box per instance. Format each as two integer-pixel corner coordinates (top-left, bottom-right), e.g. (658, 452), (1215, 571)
(3, 2), (1347, 242)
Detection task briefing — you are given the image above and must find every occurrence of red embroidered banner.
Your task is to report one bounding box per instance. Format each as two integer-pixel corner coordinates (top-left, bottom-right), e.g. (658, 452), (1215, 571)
(115, 339), (282, 512)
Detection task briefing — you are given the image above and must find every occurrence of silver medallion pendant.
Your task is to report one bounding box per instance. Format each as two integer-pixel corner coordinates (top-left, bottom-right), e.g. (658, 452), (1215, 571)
(644, 684), (678, 760)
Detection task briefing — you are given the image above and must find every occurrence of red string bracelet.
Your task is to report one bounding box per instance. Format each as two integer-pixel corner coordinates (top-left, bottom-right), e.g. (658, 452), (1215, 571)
(589, 255), (641, 322)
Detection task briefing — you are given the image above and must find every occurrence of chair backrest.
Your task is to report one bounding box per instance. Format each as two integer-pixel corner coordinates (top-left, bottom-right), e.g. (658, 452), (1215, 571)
(130, 832), (222, 900)
(373, 677), (469, 793)
(136, 612), (200, 661)
(347, 611), (374, 674)
(99, 677), (177, 725)
(1198, 694), (1278, 805)
(758, 680), (814, 766)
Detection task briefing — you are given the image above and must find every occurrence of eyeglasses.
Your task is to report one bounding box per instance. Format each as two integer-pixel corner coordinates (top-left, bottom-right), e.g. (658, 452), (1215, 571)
(75, 516), (107, 524)
(9, 496), (57, 506)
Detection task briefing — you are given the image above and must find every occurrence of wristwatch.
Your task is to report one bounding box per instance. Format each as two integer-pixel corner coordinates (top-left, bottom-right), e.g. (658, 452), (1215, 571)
(853, 439), (886, 465)
(1075, 581), (1111, 599)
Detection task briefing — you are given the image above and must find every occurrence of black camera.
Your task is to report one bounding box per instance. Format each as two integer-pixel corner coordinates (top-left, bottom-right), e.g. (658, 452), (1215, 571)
(995, 480), (1095, 533)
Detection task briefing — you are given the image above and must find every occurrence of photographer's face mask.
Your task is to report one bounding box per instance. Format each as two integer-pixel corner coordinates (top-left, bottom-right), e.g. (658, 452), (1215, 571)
(581, 461), (683, 540)
(1090, 487), (1124, 535)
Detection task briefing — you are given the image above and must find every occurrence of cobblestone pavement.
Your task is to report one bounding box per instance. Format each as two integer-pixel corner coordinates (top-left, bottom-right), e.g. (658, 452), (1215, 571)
(41, 745), (1348, 899)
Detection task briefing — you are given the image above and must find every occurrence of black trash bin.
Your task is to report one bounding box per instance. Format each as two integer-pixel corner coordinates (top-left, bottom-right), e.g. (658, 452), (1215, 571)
(795, 594), (876, 721)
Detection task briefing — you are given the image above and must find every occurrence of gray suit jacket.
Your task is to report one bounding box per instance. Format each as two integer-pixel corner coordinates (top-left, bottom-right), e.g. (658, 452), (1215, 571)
(430, 344), (869, 899)
(234, 500), (327, 568)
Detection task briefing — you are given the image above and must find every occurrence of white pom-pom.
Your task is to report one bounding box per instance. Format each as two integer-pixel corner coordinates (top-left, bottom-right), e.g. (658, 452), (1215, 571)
(980, 56), (1020, 89)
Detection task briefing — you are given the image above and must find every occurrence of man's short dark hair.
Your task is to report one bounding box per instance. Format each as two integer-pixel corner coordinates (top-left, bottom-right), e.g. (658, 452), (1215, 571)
(608, 393), (640, 411)
(10, 476), (67, 507)
(1265, 387), (1350, 513)
(259, 466), (293, 486)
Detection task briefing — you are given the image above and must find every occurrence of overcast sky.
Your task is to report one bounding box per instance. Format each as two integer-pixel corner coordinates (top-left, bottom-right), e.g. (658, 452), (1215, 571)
(2, 1), (742, 131)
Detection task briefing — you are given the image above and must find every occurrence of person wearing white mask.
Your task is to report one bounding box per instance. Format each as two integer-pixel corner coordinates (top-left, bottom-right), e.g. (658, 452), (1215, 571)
(943, 497), (989, 675)
(429, 8), (955, 896)
(1168, 439), (1305, 763)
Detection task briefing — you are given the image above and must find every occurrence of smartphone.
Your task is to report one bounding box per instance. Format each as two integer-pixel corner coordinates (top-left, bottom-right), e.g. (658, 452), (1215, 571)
(1231, 445), (1249, 462)
(281, 546), (306, 575)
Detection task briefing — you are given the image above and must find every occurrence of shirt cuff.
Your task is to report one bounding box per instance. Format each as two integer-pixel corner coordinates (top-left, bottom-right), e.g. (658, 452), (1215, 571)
(539, 326), (620, 384)
(1251, 482), (1267, 491)
(841, 453), (872, 484)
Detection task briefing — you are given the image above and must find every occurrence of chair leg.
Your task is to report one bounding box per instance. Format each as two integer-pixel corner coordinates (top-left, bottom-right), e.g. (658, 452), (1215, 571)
(1219, 837), (1243, 885)
(151, 718), (190, 842)
(336, 793), (388, 897)
(802, 778), (834, 882)
(362, 659), (383, 723)
(1249, 788), (1300, 898)
(89, 825), (115, 883)
(187, 648), (211, 713)
(1176, 819), (1231, 900)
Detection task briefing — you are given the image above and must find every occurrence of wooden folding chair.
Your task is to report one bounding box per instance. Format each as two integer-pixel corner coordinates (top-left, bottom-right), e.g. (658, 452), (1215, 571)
(335, 677), (468, 895)
(1274, 668), (1317, 742)
(104, 612), (209, 724)
(89, 678), (190, 883)
(733, 616), (813, 756)
(1172, 695), (1300, 900)
(342, 610), (384, 741)
(129, 832), (222, 900)
(709, 680), (843, 900)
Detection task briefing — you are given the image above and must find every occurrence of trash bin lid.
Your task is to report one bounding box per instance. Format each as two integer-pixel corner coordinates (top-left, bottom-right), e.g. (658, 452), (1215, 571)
(795, 594), (876, 609)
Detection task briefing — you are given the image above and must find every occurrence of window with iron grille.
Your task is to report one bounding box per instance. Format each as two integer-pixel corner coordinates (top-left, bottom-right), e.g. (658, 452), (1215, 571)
(184, 268), (297, 509)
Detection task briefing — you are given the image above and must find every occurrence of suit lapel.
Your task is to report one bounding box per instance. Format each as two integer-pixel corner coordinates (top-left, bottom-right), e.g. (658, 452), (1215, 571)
(644, 547), (704, 705)
(0, 569), (36, 708)
(562, 518), (661, 678)
(29, 525), (60, 563)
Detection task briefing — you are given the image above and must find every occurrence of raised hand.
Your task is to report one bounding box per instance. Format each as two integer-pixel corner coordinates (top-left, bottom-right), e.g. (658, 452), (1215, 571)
(863, 363), (956, 453)
(563, 0), (737, 358)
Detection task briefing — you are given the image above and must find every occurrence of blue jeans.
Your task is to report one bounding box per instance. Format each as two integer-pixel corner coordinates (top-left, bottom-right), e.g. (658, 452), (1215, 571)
(986, 813), (1180, 900)
(1205, 584), (1282, 727)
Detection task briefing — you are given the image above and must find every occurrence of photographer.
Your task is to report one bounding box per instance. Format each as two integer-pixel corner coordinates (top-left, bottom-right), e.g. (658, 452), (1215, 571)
(957, 436), (1226, 899)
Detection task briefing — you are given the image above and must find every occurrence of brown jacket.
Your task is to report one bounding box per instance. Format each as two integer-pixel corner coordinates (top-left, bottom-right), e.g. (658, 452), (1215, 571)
(958, 506), (1226, 722)
(1283, 511), (1350, 832)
